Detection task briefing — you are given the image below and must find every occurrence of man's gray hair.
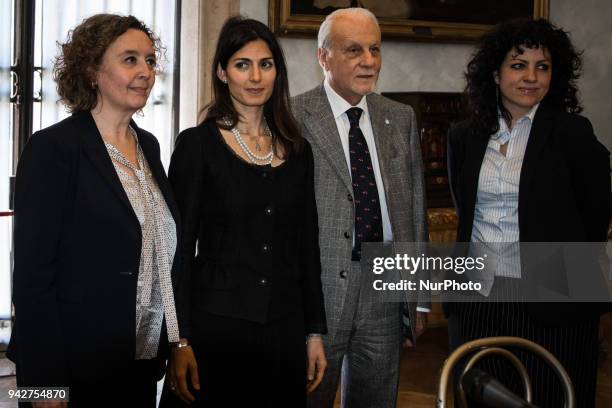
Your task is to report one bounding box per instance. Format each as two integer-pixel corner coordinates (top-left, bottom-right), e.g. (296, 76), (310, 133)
(317, 7), (380, 50)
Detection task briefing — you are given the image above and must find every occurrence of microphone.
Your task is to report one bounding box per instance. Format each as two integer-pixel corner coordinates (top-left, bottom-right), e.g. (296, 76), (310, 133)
(461, 368), (539, 408)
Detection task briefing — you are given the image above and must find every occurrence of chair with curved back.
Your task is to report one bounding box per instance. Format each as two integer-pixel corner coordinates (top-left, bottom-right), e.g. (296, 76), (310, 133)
(436, 336), (576, 408)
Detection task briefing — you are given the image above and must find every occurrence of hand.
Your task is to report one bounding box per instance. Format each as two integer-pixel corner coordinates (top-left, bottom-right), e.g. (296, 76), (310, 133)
(167, 344), (200, 404)
(306, 338), (327, 393)
(415, 311), (428, 338)
(403, 312), (428, 348)
(32, 402), (67, 408)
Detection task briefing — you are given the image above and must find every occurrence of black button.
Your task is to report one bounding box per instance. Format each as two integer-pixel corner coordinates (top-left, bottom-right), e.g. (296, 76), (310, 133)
(262, 171), (268, 178)
(344, 231), (351, 239)
(261, 243), (270, 253)
(347, 194), (353, 202)
(339, 270), (348, 279)
(259, 277), (268, 286)
(264, 206), (273, 216)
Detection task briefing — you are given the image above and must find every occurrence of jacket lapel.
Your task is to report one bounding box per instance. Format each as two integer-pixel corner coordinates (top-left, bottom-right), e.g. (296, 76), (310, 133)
(461, 127), (489, 239)
(518, 103), (555, 219)
(302, 85), (353, 192)
(78, 112), (139, 225)
(367, 96), (400, 162)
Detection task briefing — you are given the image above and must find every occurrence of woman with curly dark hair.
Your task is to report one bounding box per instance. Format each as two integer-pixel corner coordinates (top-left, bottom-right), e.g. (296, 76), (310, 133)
(7, 14), (180, 407)
(447, 18), (610, 406)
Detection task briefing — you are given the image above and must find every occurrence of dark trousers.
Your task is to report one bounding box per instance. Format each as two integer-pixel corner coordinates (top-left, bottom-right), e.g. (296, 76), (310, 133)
(17, 358), (161, 408)
(448, 300), (600, 408)
(160, 311), (307, 408)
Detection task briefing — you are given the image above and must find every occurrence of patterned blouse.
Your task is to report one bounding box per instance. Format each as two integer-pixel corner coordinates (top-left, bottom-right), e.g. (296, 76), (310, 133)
(104, 128), (180, 359)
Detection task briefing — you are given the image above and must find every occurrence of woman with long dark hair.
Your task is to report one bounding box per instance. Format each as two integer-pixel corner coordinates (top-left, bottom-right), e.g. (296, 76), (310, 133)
(447, 18), (610, 406)
(162, 16), (327, 407)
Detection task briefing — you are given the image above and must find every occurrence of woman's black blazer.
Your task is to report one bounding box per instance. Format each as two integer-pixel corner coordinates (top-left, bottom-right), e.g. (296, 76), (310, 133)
(447, 103), (611, 324)
(7, 111), (181, 386)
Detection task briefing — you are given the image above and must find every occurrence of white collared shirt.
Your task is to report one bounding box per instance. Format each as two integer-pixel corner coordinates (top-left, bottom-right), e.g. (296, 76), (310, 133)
(471, 103), (539, 279)
(323, 79), (393, 242)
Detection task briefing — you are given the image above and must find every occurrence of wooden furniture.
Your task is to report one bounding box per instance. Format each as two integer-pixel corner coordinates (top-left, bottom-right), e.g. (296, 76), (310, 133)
(425, 208), (457, 327)
(382, 91), (467, 209)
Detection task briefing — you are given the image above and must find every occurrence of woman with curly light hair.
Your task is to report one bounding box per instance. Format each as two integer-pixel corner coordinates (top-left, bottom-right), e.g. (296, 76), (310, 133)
(7, 14), (180, 407)
(447, 18), (610, 407)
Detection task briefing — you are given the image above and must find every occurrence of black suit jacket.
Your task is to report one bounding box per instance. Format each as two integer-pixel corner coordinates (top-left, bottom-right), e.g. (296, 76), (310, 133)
(447, 103), (611, 324)
(7, 111), (181, 386)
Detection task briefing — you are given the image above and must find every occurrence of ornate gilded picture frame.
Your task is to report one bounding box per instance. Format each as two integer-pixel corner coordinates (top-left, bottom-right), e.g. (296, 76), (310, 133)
(269, 0), (549, 42)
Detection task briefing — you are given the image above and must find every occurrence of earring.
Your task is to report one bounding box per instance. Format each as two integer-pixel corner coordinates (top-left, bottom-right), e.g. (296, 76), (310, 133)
(91, 81), (97, 89)
(222, 78), (227, 84)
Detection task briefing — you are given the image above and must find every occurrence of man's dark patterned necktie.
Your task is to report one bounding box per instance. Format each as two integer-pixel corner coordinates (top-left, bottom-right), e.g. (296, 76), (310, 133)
(346, 107), (383, 258)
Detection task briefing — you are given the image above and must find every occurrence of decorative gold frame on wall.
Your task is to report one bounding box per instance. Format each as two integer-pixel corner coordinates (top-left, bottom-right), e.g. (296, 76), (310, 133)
(268, 0), (549, 42)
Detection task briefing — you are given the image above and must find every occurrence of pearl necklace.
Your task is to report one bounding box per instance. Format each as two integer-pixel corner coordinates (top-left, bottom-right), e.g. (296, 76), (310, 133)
(224, 118), (274, 165)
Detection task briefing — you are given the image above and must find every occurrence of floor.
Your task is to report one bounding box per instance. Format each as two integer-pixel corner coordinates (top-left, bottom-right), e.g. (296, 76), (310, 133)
(334, 312), (612, 407)
(1, 314), (611, 407)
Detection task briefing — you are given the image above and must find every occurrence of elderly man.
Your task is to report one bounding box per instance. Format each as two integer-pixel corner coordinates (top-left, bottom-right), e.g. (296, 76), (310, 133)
(292, 7), (429, 408)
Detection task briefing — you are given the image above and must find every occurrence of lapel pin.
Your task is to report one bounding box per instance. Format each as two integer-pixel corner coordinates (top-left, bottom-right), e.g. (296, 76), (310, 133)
(385, 118), (390, 125)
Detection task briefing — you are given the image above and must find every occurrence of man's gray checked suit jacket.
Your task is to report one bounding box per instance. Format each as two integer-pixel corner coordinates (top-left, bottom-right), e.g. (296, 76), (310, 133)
(292, 84), (429, 341)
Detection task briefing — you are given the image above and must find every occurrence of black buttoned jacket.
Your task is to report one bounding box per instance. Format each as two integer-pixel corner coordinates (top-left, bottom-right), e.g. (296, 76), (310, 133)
(7, 111), (181, 386)
(168, 121), (327, 338)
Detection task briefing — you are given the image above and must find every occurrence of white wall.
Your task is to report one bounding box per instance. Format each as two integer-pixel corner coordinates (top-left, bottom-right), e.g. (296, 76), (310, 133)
(240, 0), (612, 151)
(241, 0), (472, 95)
(550, 0), (612, 150)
